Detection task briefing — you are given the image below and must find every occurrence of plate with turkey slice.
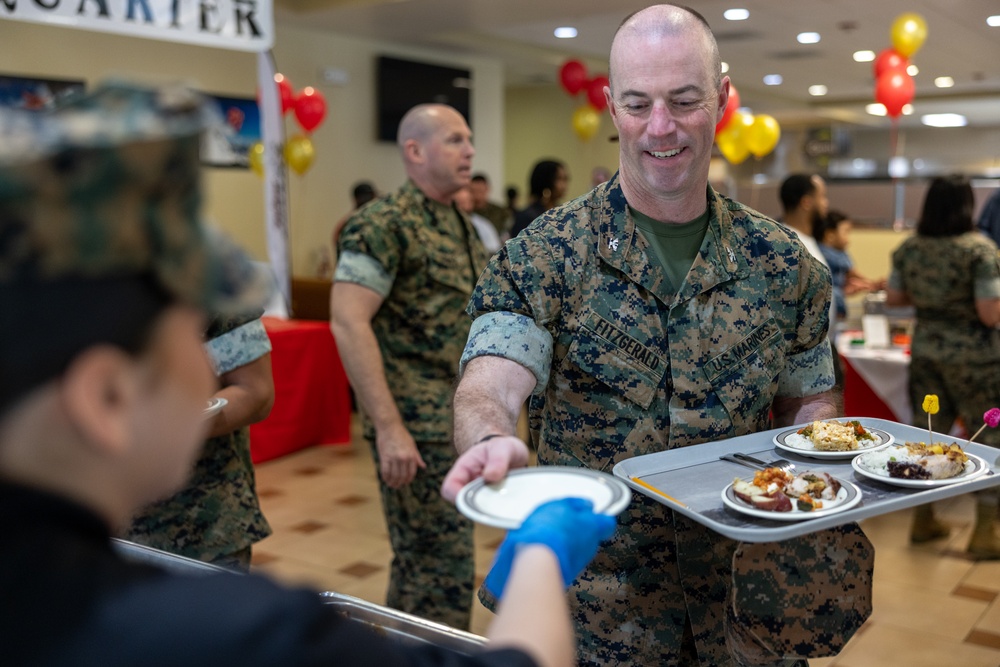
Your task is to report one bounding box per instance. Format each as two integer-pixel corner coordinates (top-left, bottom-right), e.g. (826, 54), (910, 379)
(721, 471), (862, 521)
(852, 444), (990, 488)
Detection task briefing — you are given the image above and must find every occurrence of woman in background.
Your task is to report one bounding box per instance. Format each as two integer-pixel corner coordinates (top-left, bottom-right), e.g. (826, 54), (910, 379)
(509, 159), (568, 238)
(886, 174), (1000, 558)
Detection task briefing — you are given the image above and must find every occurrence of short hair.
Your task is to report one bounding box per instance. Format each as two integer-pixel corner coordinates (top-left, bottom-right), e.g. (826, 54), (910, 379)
(352, 181), (376, 206)
(0, 275), (173, 415)
(917, 175), (975, 237)
(611, 4), (721, 93)
(779, 174), (818, 212)
(529, 160), (565, 199)
(818, 209), (851, 241)
(471, 173), (489, 184)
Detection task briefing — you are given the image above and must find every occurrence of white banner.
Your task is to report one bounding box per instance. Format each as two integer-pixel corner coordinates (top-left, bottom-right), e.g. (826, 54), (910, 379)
(256, 51), (290, 309)
(1, 0), (273, 52)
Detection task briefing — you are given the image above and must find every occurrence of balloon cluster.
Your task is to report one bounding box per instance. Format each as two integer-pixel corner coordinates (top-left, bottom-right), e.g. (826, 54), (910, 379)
(249, 73), (328, 177)
(713, 84), (781, 165)
(873, 13), (927, 118)
(558, 60), (610, 141)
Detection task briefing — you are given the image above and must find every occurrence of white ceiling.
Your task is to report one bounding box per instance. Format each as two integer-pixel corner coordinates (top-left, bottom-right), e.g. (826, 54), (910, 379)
(273, 0), (1000, 130)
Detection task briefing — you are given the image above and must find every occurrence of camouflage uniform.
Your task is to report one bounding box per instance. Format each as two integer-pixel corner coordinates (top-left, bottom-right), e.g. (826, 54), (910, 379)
(335, 180), (488, 629)
(462, 175), (873, 666)
(890, 232), (1000, 446)
(125, 312), (273, 570)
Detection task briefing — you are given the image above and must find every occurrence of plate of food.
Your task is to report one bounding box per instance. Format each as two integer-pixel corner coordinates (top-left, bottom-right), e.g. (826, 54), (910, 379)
(203, 397), (228, 419)
(721, 467), (862, 521)
(773, 419), (894, 459)
(456, 467), (632, 530)
(852, 442), (990, 488)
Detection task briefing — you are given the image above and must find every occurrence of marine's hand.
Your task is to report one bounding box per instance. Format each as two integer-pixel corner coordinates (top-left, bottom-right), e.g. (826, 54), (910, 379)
(440, 436), (530, 502)
(483, 497), (617, 599)
(375, 422), (426, 489)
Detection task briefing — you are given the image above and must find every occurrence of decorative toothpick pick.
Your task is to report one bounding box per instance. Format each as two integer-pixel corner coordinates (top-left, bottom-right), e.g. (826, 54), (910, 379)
(922, 394), (939, 444)
(968, 407), (1000, 443)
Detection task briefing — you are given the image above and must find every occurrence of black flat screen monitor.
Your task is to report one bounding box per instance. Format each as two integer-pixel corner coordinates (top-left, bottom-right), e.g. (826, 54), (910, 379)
(376, 56), (471, 142)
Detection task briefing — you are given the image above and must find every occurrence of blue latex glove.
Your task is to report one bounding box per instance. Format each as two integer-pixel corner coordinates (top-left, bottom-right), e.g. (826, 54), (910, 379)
(483, 497), (617, 600)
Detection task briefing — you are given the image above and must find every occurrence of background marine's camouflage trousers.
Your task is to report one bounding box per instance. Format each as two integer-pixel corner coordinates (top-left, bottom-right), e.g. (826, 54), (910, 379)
(908, 356), (1000, 448)
(371, 440), (474, 630)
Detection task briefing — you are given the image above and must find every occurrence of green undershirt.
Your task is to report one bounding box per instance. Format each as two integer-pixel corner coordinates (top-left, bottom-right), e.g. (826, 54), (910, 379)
(630, 206), (710, 294)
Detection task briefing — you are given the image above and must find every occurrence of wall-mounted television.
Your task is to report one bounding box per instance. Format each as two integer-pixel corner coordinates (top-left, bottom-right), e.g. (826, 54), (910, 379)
(376, 55), (471, 143)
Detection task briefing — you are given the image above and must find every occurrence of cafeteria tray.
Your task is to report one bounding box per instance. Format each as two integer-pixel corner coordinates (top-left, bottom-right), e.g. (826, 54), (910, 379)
(112, 538), (233, 575)
(612, 417), (999, 543)
(320, 591), (486, 654)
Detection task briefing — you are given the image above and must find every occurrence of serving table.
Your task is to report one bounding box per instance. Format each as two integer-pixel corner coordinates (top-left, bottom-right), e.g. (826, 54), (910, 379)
(249, 317), (352, 463)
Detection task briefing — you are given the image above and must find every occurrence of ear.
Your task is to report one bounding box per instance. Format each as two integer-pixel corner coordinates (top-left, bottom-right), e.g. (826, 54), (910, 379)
(716, 77), (731, 126)
(59, 346), (138, 459)
(605, 86), (620, 131)
(403, 138), (423, 165)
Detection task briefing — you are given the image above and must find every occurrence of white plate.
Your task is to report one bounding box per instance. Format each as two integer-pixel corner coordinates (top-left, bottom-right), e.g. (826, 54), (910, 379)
(455, 467), (632, 530)
(721, 475), (862, 521)
(773, 421), (894, 459)
(852, 447), (990, 488)
(203, 397), (228, 419)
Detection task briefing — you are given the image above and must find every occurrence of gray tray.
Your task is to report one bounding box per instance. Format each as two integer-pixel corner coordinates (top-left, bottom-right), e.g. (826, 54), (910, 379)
(320, 591), (487, 654)
(612, 417), (999, 543)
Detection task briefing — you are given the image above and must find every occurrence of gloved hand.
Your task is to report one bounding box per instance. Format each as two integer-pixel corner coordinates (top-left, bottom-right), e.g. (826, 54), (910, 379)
(483, 497), (617, 600)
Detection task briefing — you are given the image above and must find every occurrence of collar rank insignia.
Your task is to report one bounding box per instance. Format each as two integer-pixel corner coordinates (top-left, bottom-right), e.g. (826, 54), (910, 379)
(608, 236), (619, 252)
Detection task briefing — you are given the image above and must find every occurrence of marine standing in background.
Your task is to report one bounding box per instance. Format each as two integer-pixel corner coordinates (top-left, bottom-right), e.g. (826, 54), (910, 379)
(443, 5), (873, 665)
(886, 174), (1000, 557)
(125, 311), (274, 571)
(331, 103), (487, 629)
(471, 172), (512, 240)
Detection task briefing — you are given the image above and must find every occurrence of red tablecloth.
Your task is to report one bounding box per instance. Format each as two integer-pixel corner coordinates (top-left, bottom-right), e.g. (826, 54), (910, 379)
(249, 317), (352, 463)
(841, 354), (899, 421)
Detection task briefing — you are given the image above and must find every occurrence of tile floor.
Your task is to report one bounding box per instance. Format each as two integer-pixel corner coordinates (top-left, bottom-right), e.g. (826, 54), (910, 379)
(251, 417), (1000, 666)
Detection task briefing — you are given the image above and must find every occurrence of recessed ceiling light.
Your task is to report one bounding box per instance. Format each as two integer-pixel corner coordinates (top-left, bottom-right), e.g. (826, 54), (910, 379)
(724, 9), (750, 21)
(853, 50), (876, 62)
(922, 113), (967, 127)
(720, 62), (730, 74)
(902, 104), (914, 116)
(907, 64), (919, 76)
(797, 32), (821, 44)
(934, 76), (955, 88)
(808, 85), (828, 96)
(554, 27), (577, 39)
(866, 103), (887, 116)
(763, 74), (783, 86)
(988, 15), (1000, 27)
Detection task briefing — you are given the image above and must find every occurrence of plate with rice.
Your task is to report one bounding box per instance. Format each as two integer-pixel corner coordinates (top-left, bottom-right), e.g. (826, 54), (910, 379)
(773, 419), (894, 459)
(852, 445), (990, 488)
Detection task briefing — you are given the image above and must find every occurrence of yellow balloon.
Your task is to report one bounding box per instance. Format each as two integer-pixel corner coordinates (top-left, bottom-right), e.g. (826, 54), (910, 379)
(715, 110), (751, 164)
(572, 106), (601, 141)
(890, 12), (927, 58)
(284, 135), (315, 175)
(248, 141), (265, 177)
(745, 114), (781, 158)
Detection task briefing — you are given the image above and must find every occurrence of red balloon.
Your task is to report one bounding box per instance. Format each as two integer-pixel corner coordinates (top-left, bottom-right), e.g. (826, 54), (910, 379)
(586, 75), (610, 111)
(559, 60), (588, 96)
(294, 86), (327, 133)
(875, 70), (915, 117)
(715, 83), (741, 135)
(275, 74), (295, 115)
(872, 48), (909, 80)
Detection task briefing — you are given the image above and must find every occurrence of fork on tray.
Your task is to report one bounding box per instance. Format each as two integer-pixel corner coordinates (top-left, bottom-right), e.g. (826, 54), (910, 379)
(719, 453), (797, 474)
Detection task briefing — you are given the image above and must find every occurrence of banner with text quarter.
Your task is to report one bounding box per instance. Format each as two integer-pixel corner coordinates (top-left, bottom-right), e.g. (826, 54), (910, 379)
(256, 51), (290, 309)
(0, 0), (273, 52)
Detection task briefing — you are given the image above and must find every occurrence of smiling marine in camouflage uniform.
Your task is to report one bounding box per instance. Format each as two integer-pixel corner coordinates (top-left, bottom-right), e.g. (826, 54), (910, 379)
(442, 6), (874, 666)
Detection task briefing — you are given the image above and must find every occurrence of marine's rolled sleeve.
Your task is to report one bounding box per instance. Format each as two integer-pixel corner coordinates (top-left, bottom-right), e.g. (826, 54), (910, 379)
(462, 235), (561, 393)
(206, 317), (272, 376)
(333, 250), (394, 298)
(460, 311), (554, 393)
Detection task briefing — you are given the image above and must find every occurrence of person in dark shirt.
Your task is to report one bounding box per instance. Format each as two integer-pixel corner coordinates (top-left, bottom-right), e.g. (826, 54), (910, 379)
(0, 82), (615, 667)
(510, 159), (569, 237)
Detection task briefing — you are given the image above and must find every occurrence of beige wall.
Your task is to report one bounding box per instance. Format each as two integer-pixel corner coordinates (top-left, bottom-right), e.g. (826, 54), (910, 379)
(503, 85), (620, 206)
(0, 20), (503, 276)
